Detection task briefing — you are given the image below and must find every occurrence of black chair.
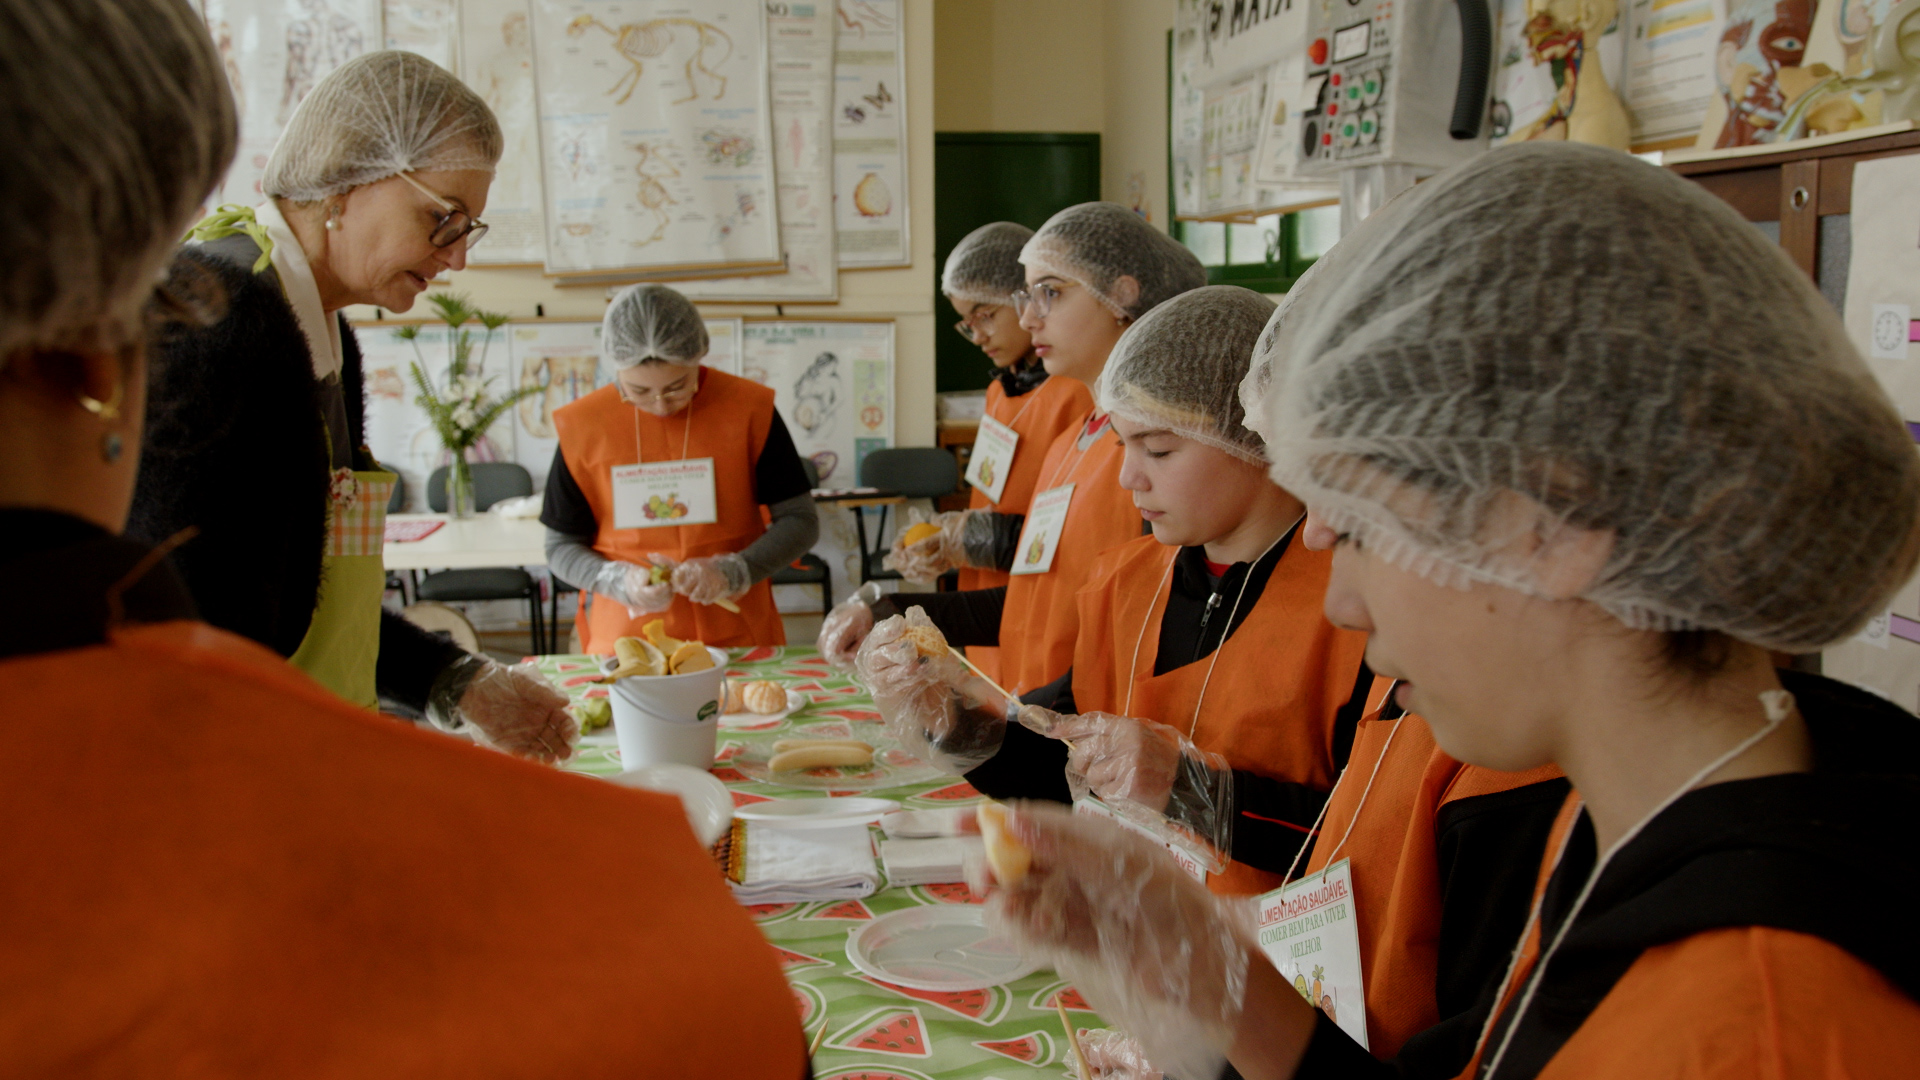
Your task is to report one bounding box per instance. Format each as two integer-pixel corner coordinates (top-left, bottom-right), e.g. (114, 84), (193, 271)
(769, 459), (832, 612)
(853, 448), (960, 585)
(414, 462), (549, 653)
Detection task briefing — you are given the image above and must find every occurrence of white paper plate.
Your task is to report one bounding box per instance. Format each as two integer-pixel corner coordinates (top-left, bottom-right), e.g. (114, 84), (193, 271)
(733, 796), (900, 828)
(606, 763), (734, 846)
(732, 721), (944, 792)
(845, 905), (1042, 991)
(716, 688), (806, 729)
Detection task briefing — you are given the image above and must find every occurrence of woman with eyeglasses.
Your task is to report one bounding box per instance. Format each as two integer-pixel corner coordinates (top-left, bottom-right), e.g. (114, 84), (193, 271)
(540, 284), (819, 653)
(130, 51), (578, 762)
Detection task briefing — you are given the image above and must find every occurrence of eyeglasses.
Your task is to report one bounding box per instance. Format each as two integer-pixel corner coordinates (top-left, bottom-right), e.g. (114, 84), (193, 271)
(397, 171), (489, 250)
(1011, 280), (1068, 320)
(953, 305), (1004, 344)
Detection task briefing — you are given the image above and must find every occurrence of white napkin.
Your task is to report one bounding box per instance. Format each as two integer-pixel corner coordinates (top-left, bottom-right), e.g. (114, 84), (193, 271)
(728, 821), (880, 904)
(880, 806), (973, 838)
(879, 836), (982, 887)
(488, 494), (543, 519)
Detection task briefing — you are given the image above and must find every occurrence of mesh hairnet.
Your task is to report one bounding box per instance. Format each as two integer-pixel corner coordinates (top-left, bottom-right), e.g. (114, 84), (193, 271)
(263, 50), (502, 203)
(1099, 285), (1275, 464)
(942, 221), (1034, 306)
(1020, 203), (1208, 320)
(603, 284), (709, 368)
(0, 0), (235, 365)
(1253, 141), (1920, 651)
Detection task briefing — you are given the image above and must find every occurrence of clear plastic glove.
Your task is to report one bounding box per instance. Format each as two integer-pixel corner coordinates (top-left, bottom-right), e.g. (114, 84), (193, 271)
(427, 655), (578, 764)
(982, 801), (1252, 1080)
(1079, 1029), (1165, 1080)
(883, 509), (1001, 583)
(672, 552), (750, 605)
(818, 581), (881, 669)
(589, 555), (674, 618)
(856, 608), (1013, 772)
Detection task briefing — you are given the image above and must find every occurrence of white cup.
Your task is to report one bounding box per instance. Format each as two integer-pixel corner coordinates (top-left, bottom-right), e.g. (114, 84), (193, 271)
(607, 646), (728, 770)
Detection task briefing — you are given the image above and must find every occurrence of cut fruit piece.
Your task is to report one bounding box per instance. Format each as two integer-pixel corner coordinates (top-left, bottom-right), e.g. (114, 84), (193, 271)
(643, 618), (684, 653)
(768, 743), (874, 772)
(976, 802), (1030, 885)
(902, 521), (941, 546)
(668, 641), (714, 673)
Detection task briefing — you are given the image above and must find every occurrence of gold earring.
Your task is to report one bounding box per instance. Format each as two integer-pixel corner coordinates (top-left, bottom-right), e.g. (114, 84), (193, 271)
(78, 379), (123, 422)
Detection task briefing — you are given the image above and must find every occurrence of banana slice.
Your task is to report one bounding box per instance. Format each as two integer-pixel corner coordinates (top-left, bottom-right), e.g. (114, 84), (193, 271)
(767, 744), (874, 772)
(770, 737), (873, 755)
(643, 618), (683, 653)
(976, 801), (1030, 884)
(668, 641), (714, 674)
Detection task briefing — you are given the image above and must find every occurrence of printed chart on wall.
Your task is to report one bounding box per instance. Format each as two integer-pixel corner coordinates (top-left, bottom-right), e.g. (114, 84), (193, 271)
(460, 0), (550, 264)
(529, 0), (782, 277)
(1620, 0), (1723, 146)
(1827, 153), (1920, 712)
(201, 0), (384, 205)
(741, 321), (892, 488)
(383, 0), (458, 69)
(1490, 0), (1628, 146)
(832, 0), (909, 267)
(680, 1), (839, 300)
(505, 321), (605, 483)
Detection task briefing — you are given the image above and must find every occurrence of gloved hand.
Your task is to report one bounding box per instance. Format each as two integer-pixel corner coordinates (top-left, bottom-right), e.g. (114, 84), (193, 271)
(818, 581), (881, 668)
(427, 655), (578, 764)
(672, 552), (751, 605)
(883, 509), (1000, 583)
(1079, 1029), (1165, 1080)
(589, 555), (674, 618)
(856, 608), (1013, 772)
(982, 801), (1253, 1080)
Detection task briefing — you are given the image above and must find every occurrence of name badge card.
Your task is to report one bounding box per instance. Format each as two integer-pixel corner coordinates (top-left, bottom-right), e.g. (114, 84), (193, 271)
(1257, 860), (1369, 1050)
(964, 415), (1019, 505)
(1010, 484), (1074, 575)
(612, 458), (719, 529)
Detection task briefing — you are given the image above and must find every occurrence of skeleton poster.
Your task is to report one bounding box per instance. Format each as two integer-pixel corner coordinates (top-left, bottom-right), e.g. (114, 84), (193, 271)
(460, 0), (550, 264)
(679, 1), (839, 300)
(831, 0), (910, 267)
(202, 0), (384, 205)
(740, 321), (892, 488)
(529, 0), (782, 277)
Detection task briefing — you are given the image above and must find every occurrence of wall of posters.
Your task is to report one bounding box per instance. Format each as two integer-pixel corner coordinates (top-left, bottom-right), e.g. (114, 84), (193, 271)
(740, 320), (893, 489)
(359, 321), (522, 511)
(460, 0), (551, 264)
(1490, 0), (1628, 146)
(831, 0), (910, 266)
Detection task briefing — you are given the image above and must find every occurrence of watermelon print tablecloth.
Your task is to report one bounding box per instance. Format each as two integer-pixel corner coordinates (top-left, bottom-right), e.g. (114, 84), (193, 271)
(536, 647), (1106, 1080)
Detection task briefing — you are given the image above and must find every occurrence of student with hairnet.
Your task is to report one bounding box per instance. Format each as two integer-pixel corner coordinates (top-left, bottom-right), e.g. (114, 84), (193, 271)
(131, 51), (577, 762)
(977, 143), (1920, 1080)
(883, 221), (1095, 684)
(0, 2), (807, 1073)
(541, 283), (818, 651)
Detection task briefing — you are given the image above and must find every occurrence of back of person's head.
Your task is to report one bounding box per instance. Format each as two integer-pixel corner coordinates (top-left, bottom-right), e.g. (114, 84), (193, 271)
(603, 284), (708, 368)
(0, 0), (235, 366)
(943, 222), (1034, 306)
(1099, 285), (1275, 464)
(264, 50), (503, 204)
(1021, 203), (1207, 320)
(1252, 141), (1920, 653)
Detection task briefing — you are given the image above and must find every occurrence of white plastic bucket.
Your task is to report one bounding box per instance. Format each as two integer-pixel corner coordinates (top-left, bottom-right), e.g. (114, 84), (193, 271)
(607, 646), (728, 770)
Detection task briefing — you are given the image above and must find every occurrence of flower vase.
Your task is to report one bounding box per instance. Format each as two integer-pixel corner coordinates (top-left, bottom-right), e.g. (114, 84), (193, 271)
(447, 452), (476, 519)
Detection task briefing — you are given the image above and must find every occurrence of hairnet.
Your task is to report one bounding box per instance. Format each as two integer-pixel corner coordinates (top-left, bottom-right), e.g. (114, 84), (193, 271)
(603, 284), (709, 368)
(1021, 203), (1208, 320)
(263, 51), (503, 203)
(1252, 141), (1920, 651)
(942, 221), (1034, 306)
(1099, 285), (1275, 464)
(0, 0), (234, 366)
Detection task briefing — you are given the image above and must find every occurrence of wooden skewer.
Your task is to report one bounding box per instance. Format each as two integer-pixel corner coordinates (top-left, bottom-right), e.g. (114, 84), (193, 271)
(1057, 997), (1091, 1080)
(808, 1017), (829, 1056)
(949, 645), (1010, 700)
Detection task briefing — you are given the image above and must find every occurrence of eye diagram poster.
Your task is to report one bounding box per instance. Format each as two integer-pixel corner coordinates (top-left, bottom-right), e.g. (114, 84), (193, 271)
(384, 0), (459, 70)
(740, 321), (892, 488)
(460, 0), (550, 264)
(680, 1), (839, 300)
(202, 0), (384, 206)
(831, 0), (909, 267)
(530, 0), (782, 277)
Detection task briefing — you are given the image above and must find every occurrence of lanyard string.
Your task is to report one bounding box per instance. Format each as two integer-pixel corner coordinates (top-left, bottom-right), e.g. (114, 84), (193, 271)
(1040, 410), (1107, 492)
(631, 388), (696, 466)
(1476, 688), (1797, 1080)
(1276, 679), (1404, 889)
(996, 384), (1041, 432)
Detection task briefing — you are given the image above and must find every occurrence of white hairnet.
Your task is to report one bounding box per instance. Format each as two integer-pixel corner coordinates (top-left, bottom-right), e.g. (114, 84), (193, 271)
(1021, 203), (1208, 320)
(1252, 141), (1920, 651)
(942, 221), (1034, 306)
(0, 0), (234, 365)
(1099, 285), (1275, 464)
(603, 284), (708, 368)
(263, 50), (502, 203)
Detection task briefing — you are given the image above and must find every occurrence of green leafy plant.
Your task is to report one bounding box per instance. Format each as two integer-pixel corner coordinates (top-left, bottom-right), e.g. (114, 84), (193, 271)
(396, 292), (533, 454)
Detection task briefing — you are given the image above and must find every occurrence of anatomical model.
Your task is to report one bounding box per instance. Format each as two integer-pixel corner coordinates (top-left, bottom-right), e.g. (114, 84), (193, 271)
(1515, 0), (1631, 148)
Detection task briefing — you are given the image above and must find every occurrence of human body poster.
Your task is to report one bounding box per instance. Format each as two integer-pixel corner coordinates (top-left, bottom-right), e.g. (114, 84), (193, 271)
(461, 0), (550, 264)
(1489, 0), (1627, 146)
(530, 0), (782, 276)
(831, 0), (909, 267)
(740, 321), (892, 488)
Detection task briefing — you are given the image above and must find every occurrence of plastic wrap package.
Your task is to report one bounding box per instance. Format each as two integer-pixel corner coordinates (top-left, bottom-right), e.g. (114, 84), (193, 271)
(589, 557), (674, 618)
(855, 609), (1013, 772)
(427, 654), (578, 763)
(883, 508), (999, 582)
(942, 221), (1035, 305)
(1020, 203), (1208, 320)
(1098, 286), (1275, 464)
(673, 552), (750, 605)
(263, 50), (502, 203)
(984, 801), (1252, 1080)
(602, 283), (711, 368)
(818, 581), (881, 668)
(1251, 142), (1920, 651)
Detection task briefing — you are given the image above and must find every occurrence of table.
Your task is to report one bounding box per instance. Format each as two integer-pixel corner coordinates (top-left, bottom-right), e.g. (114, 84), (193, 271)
(382, 513), (547, 571)
(534, 646), (1105, 1079)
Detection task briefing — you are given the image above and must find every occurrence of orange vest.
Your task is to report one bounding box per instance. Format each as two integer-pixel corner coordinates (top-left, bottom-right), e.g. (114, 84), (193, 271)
(1071, 535), (1370, 896)
(553, 371), (785, 652)
(0, 621), (803, 1078)
(1306, 687), (1564, 1059)
(959, 372), (1095, 685)
(999, 413), (1140, 696)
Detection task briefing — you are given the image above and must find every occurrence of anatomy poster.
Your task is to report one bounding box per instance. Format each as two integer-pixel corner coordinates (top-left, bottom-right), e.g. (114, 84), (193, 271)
(529, 0), (782, 277)
(1490, 0), (1628, 145)
(680, 0), (839, 300)
(1621, 0), (1724, 145)
(460, 0), (549, 264)
(202, 0), (385, 205)
(831, 0), (909, 267)
(741, 321), (892, 488)
(384, 0), (458, 70)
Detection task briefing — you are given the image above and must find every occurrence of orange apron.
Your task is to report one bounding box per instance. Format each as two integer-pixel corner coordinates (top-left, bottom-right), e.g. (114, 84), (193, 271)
(553, 371), (785, 653)
(999, 413), (1141, 695)
(1071, 534), (1371, 896)
(959, 372), (1095, 684)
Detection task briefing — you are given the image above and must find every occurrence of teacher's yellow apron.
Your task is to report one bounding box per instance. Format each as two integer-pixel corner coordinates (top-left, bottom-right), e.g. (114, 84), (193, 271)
(288, 455), (396, 708)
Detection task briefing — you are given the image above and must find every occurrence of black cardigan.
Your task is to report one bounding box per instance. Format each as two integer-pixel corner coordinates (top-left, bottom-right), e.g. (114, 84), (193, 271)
(128, 239), (465, 709)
